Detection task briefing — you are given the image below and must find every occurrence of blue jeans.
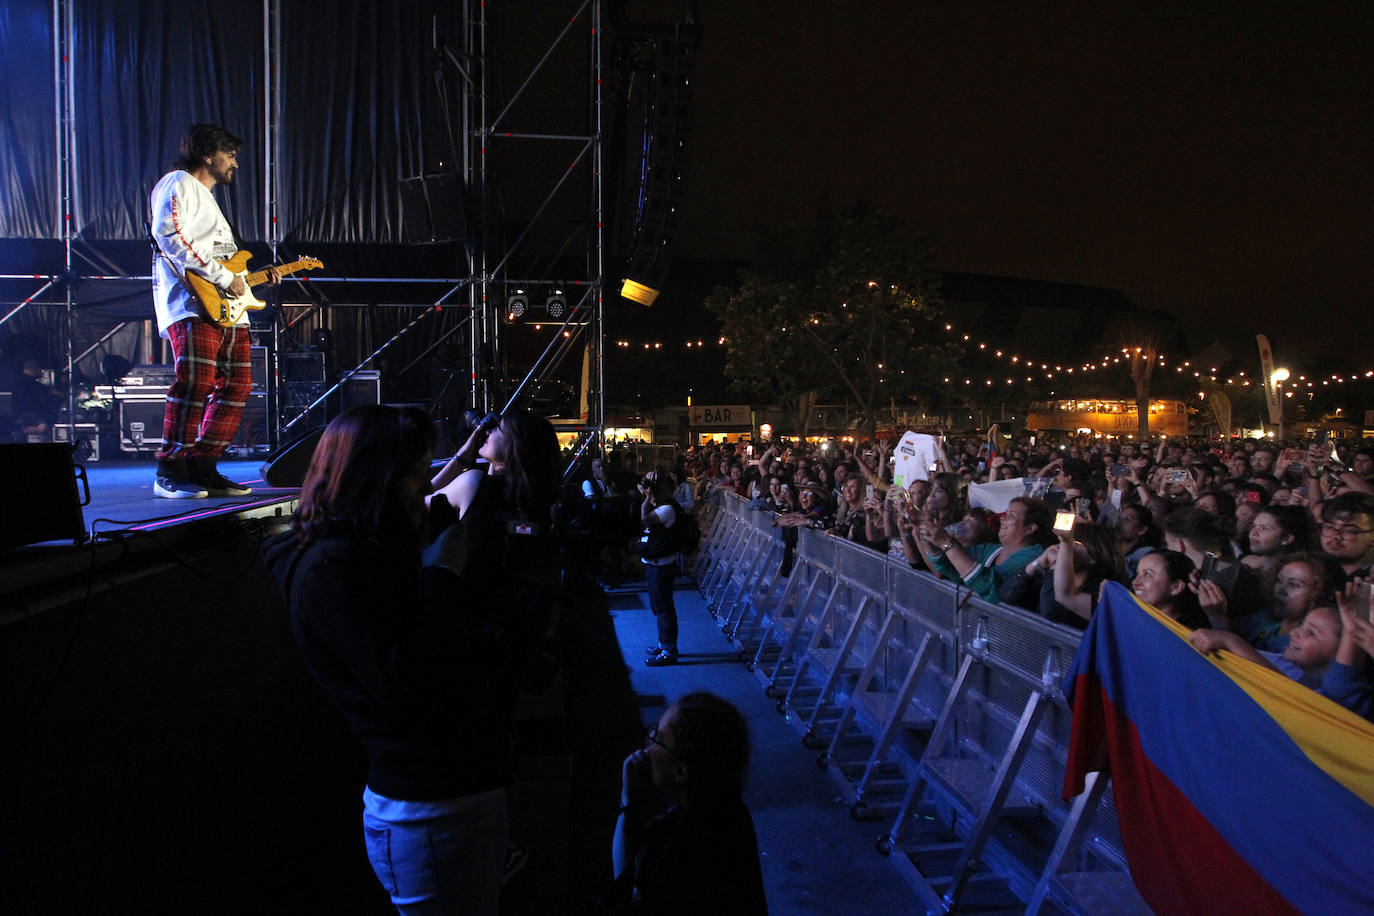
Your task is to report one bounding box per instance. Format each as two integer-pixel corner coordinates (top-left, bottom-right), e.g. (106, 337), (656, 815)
(362, 787), (508, 915)
(644, 559), (678, 651)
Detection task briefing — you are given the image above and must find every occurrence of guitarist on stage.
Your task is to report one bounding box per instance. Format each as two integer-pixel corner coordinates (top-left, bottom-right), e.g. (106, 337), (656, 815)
(150, 123), (279, 498)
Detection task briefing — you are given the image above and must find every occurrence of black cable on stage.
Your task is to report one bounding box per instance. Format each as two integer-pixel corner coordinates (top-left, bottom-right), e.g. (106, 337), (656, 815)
(85, 501), (258, 537)
(87, 514), (276, 587)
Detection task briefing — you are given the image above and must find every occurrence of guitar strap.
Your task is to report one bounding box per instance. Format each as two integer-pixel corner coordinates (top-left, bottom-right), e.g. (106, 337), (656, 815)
(144, 220), (199, 299)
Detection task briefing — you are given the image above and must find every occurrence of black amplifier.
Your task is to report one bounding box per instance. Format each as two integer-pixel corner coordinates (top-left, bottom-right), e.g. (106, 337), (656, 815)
(118, 393), (269, 453)
(118, 365), (177, 388)
(282, 350), (326, 383)
(118, 397), (165, 452)
(52, 422), (104, 462)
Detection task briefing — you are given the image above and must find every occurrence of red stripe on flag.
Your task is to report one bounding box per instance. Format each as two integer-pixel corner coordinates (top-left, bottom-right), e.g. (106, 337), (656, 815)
(1065, 674), (1301, 916)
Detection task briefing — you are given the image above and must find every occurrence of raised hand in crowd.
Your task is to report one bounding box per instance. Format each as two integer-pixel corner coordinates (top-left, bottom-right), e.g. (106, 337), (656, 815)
(1191, 575), (1231, 631)
(1334, 577), (1374, 663)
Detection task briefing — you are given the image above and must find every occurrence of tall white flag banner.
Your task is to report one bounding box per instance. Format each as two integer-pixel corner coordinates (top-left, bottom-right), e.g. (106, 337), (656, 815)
(1256, 335), (1282, 426)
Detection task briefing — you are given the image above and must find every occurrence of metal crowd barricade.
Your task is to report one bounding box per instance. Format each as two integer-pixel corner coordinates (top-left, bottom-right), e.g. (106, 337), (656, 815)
(879, 597), (1116, 913)
(781, 532), (891, 741)
(690, 487), (736, 582)
(1026, 770), (1148, 916)
(815, 565), (963, 819)
(689, 505), (1139, 915)
(750, 524), (839, 690)
(698, 493), (745, 599)
(719, 509), (789, 645)
(709, 503), (779, 626)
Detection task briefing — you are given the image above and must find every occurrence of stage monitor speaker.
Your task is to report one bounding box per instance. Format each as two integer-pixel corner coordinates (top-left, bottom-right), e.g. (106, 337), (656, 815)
(250, 346), (269, 392)
(399, 172), (468, 244)
(259, 428), (324, 488)
(229, 392), (270, 453)
(0, 444), (89, 548)
(282, 350), (326, 383)
(341, 370), (382, 411)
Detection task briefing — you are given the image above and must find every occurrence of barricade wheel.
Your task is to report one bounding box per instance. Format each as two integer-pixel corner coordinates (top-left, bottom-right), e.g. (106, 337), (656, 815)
(764, 685), (782, 699)
(744, 660), (755, 672)
(802, 732), (827, 751)
(722, 624), (733, 637)
(775, 700), (788, 714)
(875, 836), (892, 857)
(815, 752), (830, 770)
(850, 801), (871, 820)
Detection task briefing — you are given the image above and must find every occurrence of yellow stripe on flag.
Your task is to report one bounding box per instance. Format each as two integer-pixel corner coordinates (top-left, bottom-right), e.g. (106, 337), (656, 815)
(1127, 591), (1374, 808)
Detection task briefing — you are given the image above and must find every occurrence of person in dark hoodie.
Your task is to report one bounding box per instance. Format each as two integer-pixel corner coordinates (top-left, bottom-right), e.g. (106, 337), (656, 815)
(263, 404), (556, 915)
(611, 692), (768, 915)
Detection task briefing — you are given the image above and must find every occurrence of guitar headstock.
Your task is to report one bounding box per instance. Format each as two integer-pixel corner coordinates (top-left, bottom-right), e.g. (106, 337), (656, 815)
(299, 256), (323, 270)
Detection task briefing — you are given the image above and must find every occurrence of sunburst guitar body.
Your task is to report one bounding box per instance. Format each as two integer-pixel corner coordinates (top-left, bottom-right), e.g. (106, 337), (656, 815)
(185, 251), (323, 327)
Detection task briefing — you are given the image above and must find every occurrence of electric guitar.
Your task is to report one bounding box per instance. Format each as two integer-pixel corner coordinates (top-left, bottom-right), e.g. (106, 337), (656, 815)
(185, 251), (323, 327)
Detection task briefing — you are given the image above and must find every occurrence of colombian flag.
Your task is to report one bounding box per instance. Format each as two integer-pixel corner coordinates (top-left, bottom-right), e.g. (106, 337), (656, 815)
(1063, 582), (1374, 915)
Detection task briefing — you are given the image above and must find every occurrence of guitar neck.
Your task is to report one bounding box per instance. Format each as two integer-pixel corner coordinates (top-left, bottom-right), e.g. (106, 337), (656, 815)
(245, 259), (315, 288)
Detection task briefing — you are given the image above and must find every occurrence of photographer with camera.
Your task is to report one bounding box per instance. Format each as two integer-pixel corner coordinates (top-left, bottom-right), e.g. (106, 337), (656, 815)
(640, 469), (685, 667)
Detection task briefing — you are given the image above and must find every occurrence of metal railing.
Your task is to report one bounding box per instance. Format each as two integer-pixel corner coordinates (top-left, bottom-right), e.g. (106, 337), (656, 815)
(698, 492), (1148, 916)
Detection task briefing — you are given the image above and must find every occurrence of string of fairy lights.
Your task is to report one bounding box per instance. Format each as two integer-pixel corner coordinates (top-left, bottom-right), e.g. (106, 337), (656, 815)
(608, 317), (1368, 392)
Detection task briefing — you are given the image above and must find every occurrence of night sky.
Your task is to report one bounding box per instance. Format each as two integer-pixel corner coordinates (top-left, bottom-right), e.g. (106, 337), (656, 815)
(661, 1), (1374, 363)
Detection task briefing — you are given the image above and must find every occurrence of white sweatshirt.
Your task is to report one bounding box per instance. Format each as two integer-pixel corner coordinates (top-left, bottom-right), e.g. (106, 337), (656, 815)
(150, 170), (240, 337)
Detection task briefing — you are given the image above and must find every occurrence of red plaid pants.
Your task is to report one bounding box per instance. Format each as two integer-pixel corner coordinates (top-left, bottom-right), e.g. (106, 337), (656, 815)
(158, 318), (252, 460)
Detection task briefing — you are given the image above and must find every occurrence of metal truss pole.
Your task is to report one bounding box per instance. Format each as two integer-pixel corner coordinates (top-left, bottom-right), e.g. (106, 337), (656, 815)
(57, 0), (77, 427)
(469, 0), (604, 460)
(264, 0), (283, 447)
(593, 0), (605, 454)
(475, 0), (491, 415)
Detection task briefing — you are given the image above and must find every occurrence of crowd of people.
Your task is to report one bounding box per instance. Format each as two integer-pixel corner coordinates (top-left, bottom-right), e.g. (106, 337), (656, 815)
(262, 411), (1374, 913)
(668, 432), (1374, 724)
(265, 406), (764, 914)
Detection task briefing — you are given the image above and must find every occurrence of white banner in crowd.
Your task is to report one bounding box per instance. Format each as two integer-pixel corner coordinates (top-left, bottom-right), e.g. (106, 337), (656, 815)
(893, 431), (939, 486)
(969, 477), (1055, 512)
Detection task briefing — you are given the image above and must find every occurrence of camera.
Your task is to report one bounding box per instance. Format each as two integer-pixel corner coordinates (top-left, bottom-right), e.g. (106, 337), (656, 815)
(461, 409), (502, 432)
(1165, 468), (1189, 485)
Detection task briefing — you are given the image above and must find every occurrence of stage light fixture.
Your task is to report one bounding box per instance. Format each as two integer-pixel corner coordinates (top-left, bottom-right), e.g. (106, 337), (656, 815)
(545, 291), (567, 318)
(620, 278), (660, 306)
(507, 290), (528, 318)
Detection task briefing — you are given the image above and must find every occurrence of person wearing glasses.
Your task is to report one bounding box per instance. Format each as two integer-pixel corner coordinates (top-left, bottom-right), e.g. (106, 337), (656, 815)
(611, 693), (768, 914)
(1317, 493), (1374, 587)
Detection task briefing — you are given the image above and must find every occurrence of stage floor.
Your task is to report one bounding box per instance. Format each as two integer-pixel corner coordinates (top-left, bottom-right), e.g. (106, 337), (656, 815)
(1, 456), (302, 618)
(73, 456), (301, 538)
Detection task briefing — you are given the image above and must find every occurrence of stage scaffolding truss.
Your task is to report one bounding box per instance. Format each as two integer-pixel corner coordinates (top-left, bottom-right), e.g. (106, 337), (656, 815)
(0, 0), (606, 464)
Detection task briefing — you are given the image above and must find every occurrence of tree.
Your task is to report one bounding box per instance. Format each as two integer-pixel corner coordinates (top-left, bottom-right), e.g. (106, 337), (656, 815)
(1107, 312), (1184, 440)
(705, 208), (960, 439)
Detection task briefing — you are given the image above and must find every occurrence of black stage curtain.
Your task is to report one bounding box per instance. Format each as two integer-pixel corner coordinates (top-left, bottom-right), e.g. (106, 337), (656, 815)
(0, 0), (447, 248)
(280, 0), (448, 245)
(0, 0), (60, 238)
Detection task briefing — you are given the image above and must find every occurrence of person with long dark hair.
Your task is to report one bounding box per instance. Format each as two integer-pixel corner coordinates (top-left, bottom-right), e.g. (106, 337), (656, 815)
(1133, 549), (1209, 630)
(429, 407), (562, 528)
(264, 405), (558, 915)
